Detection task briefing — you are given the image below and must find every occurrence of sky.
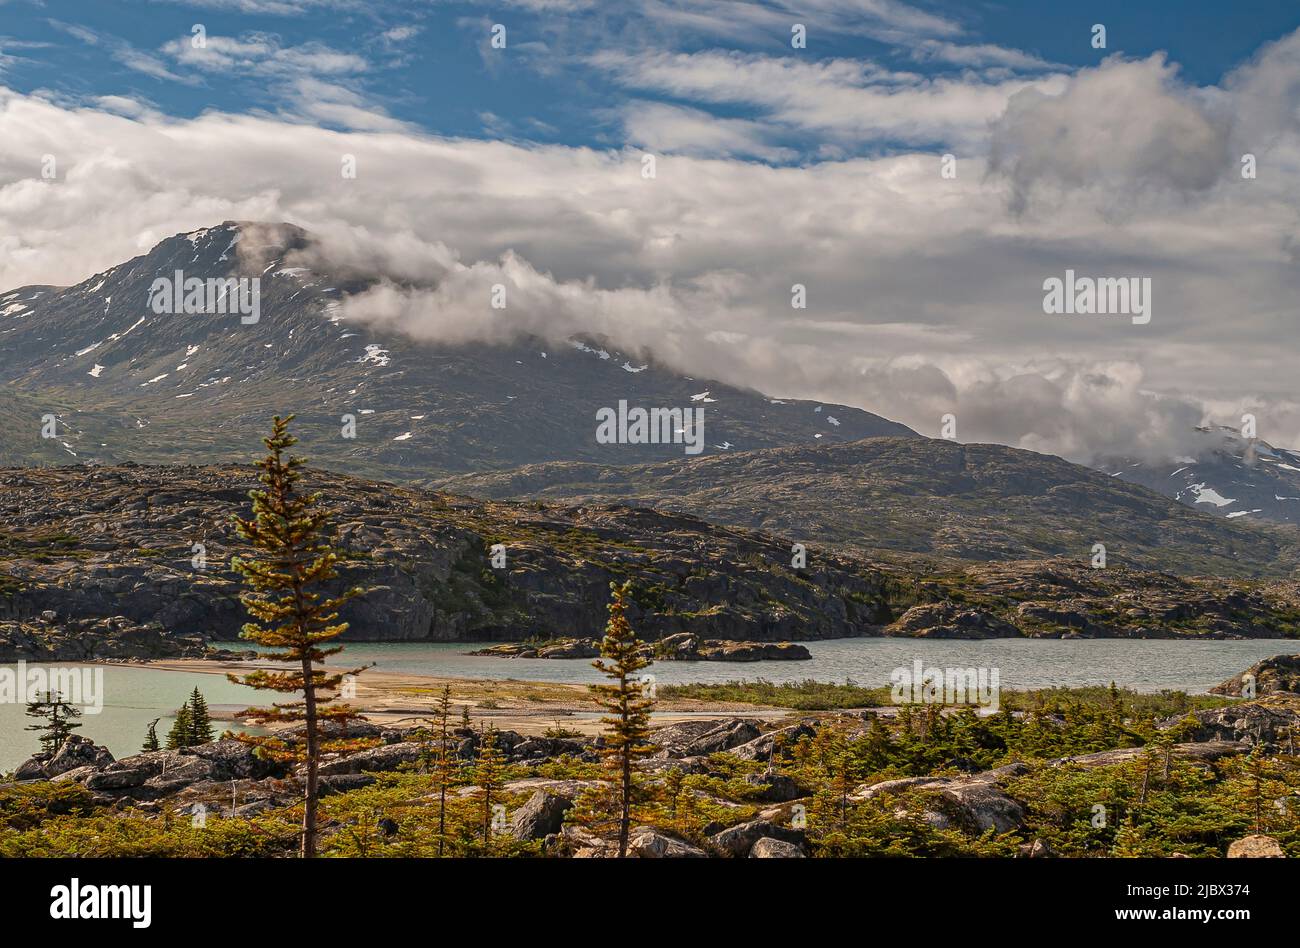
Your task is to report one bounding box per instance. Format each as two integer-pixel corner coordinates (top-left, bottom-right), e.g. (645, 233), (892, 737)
(0, 0), (1297, 462)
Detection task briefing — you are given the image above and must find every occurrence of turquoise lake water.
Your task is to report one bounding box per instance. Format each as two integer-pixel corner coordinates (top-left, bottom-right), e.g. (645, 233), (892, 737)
(2, 637), (1294, 772)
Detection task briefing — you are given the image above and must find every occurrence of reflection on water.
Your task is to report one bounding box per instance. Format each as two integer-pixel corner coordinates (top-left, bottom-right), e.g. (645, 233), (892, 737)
(2, 637), (1295, 772)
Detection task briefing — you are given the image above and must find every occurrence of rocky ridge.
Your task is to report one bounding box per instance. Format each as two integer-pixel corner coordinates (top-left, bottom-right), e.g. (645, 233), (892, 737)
(2, 464), (1299, 658)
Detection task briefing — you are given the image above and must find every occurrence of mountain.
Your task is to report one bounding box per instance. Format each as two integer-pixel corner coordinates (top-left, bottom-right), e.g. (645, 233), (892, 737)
(1101, 426), (1300, 526)
(2, 465), (1298, 654)
(0, 222), (915, 480)
(433, 437), (1300, 579)
(5, 221), (1299, 582)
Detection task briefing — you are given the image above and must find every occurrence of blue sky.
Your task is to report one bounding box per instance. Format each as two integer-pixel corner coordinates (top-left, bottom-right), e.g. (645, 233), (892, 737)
(2, 0), (1297, 158)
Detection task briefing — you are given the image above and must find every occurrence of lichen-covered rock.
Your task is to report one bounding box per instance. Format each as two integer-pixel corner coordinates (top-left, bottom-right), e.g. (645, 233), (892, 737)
(651, 719), (762, 758)
(509, 790), (572, 841)
(1211, 655), (1300, 697)
(887, 602), (1020, 639)
(708, 819), (804, 857)
(1227, 835), (1285, 858)
(629, 827), (707, 858)
(1160, 696), (1300, 746)
(750, 838), (805, 858)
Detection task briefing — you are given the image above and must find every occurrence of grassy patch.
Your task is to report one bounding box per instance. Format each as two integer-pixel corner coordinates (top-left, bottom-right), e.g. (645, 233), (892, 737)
(660, 678), (889, 710)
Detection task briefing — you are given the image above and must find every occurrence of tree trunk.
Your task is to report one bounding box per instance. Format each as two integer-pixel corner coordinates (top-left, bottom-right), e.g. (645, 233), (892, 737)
(618, 695), (632, 858)
(301, 656), (319, 859)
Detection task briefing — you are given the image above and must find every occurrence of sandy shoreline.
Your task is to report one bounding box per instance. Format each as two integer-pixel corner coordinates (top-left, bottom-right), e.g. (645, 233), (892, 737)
(126, 658), (791, 735)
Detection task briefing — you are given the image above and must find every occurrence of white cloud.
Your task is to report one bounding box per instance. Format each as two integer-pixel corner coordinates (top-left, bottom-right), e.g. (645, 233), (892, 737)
(621, 100), (796, 160)
(990, 53), (1233, 213)
(160, 33), (370, 77)
(591, 48), (1068, 151)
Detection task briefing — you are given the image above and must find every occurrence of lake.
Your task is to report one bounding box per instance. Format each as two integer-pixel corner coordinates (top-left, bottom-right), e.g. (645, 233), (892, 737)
(2, 637), (1294, 772)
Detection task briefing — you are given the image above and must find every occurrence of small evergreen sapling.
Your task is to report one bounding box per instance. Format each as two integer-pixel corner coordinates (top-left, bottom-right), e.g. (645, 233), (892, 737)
(24, 691), (82, 755)
(473, 725), (506, 852)
(165, 705), (193, 750)
(142, 718), (161, 753)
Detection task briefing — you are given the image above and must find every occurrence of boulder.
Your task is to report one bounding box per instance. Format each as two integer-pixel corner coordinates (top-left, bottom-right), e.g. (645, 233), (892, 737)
(750, 837), (805, 858)
(887, 602), (1020, 639)
(652, 719), (762, 758)
(186, 739), (284, 780)
(13, 756), (51, 781)
(728, 722), (818, 762)
(85, 767), (154, 791)
(629, 827), (707, 858)
(741, 771), (804, 803)
(1211, 655), (1300, 697)
(936, 779), (1025, 834)
(501, 777), (605, 799)
(1227, 835), (1285, 858)
(561, 824), (618, 858)
(851, 776), (947, 801)
(46, 736), (114, 776)
(537, 639), (600, 659)
(1160, 698), (1300, 746)
(694, 641), (812, 662)
(316, 741), (423, 776)
(1059, 740), (1248, 769)
(655, 632), (700, 659)
(708, 818), (804, 857)
(509, 790), (573, 841)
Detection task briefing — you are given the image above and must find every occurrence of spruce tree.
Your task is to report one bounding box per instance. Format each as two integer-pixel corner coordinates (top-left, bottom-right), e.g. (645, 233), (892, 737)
(24, 691), (82, 755)
(590, 581), (656, 857)
(166, 705), (193, 750)
(186, 687), (215, 745)
(142, 718), (161, 753)
(228, 415), (371, 858)
(432, 684), (459, 856)
(473, 725), (506, 853)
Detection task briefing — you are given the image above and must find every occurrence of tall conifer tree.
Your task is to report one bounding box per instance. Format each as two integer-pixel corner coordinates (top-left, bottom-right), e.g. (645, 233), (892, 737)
(228, 415), (371, 858)
(590, 581), (656, 857)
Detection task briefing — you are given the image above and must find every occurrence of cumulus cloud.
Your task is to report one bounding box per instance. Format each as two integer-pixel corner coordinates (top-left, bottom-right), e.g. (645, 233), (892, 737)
(989, 54), (1233, 213)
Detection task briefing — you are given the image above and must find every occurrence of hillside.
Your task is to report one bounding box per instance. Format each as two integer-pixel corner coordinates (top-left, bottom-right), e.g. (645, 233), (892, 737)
(1, 465), (1298, 660)
(0, 222), (914, 480)
(433, 437), (1300, 579)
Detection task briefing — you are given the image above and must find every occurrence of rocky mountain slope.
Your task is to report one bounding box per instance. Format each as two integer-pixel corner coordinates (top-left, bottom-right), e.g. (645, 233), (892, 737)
(4, 220), (1298, 584)
(0, 463), (895, 652)
(0, 222), (913, 481)
(1102, 426), (1300, 526)
(433, 437), (1300, 579)
(1, 464), (1298, 658)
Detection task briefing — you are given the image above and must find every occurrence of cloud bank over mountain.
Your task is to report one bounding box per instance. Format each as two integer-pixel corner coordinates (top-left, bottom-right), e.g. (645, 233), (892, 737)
(0, 12), (1297, 463)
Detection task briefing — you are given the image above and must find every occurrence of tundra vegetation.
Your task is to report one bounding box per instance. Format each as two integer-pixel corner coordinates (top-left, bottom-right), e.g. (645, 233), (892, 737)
(3, 422), (1298, 859)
